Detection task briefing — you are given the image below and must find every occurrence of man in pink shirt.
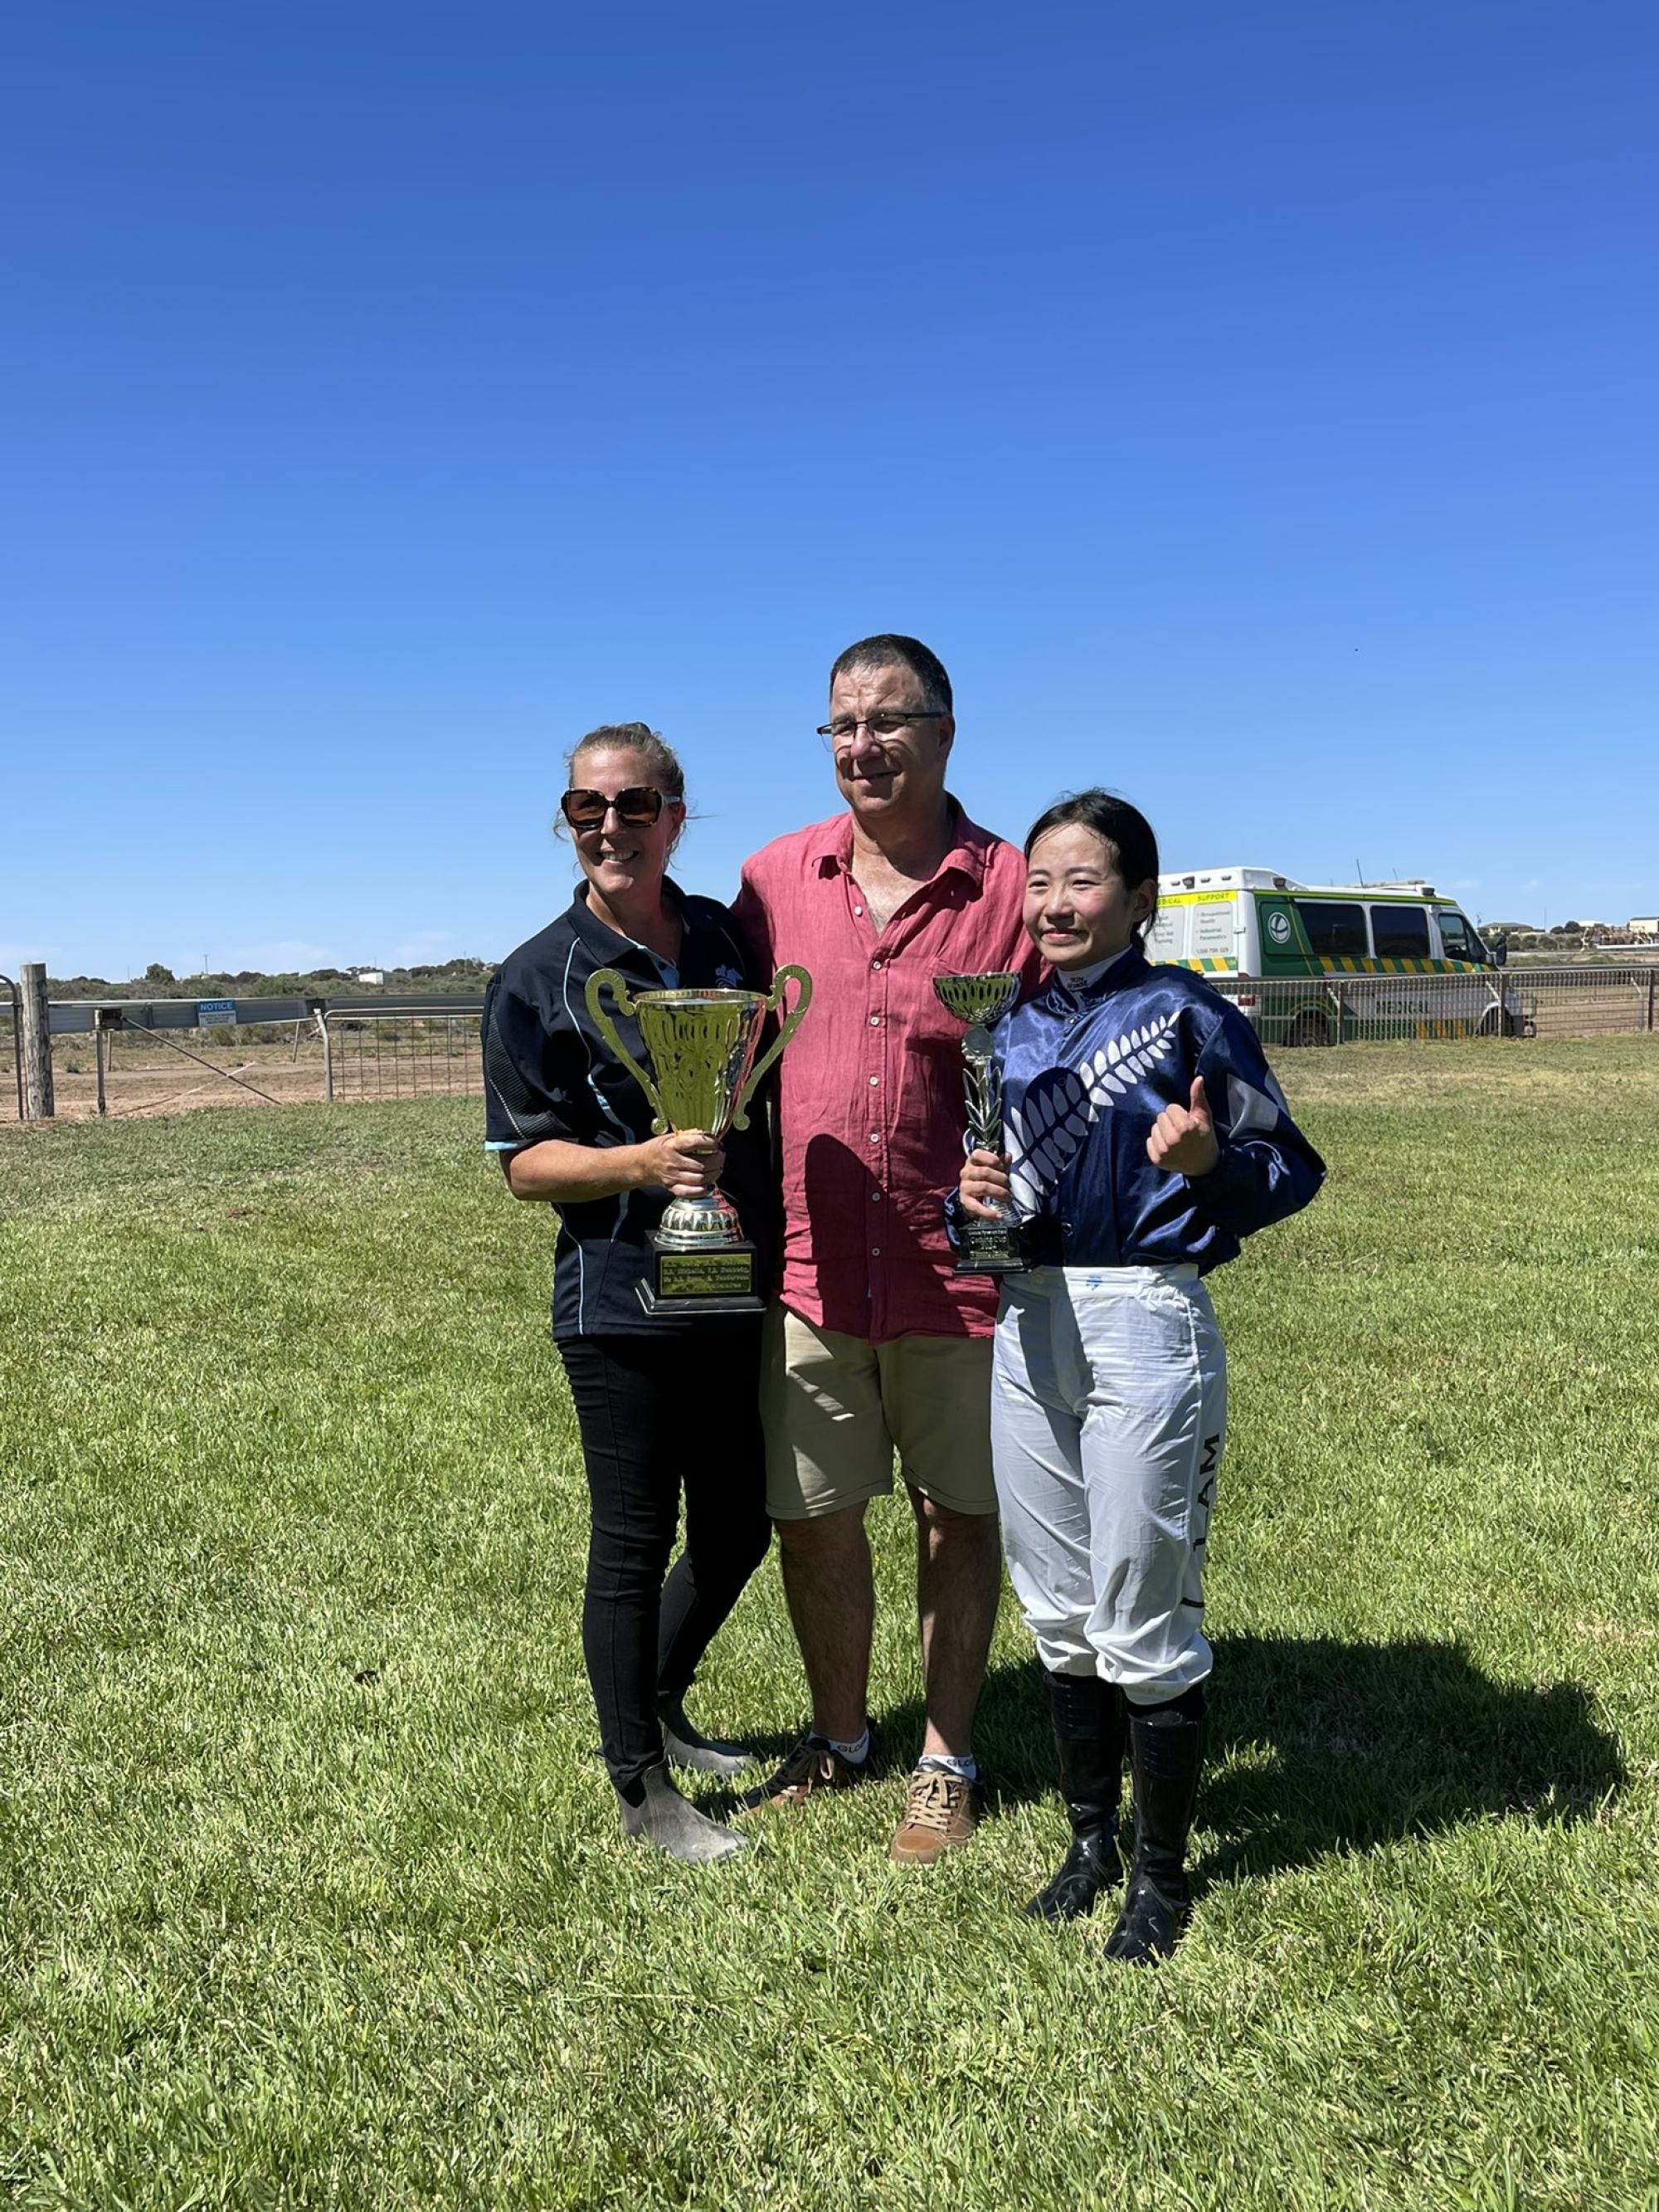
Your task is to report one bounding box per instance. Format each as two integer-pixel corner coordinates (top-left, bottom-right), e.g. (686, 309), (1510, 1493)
(732, 635), (1041, 1864)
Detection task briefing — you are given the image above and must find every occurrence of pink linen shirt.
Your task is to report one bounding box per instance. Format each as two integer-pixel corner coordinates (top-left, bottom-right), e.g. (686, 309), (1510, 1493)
(733, 801), (1043, 1345)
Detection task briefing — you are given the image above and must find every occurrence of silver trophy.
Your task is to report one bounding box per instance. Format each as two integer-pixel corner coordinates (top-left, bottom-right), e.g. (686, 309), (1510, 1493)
(585, 966), (812, 1313)
(933, 970), (1024, 1274)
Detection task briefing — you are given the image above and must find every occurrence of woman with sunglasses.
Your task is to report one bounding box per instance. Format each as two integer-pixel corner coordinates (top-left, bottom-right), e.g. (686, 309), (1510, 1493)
(482, 724), (774, 1864)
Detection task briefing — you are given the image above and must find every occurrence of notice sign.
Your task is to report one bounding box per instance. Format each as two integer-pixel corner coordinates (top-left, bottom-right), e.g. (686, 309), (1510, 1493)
(197, 999), (236, 1025)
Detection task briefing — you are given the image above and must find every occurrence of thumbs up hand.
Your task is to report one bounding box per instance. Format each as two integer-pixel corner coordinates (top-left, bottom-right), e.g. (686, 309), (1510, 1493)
(1146, 1075), (1220, 1177)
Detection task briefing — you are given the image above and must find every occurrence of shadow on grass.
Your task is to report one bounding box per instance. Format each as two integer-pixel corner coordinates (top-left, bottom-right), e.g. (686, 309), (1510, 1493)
(1196, 1634), (1624, 1880)
(864, 1635), (1623, 1881)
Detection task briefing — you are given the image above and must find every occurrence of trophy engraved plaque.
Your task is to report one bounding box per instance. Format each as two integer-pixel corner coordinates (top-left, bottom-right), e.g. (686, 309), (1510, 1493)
(585, 965), (812, 1314)
(934, 970), (1025, 1275)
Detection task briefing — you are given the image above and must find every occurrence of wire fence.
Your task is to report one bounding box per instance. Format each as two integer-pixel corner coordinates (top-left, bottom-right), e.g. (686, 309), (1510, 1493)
(1515, 966), (1659, 1039)
(9, 967), (1659, 1123)
(1207, 965), (1659, 1045)
(320, 1011), (484, 1102)
(16, 996), (487, 1121)
(62, 1015), (317, 1120)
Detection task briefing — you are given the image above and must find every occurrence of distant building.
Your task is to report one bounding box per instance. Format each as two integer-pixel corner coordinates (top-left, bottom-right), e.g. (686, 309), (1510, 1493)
(353, 967), (385, 986)
(1630, 918), (1659, 941)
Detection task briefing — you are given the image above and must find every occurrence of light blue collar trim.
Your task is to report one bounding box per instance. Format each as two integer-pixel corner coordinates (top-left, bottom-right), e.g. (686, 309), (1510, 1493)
(623, 937), (679, 989)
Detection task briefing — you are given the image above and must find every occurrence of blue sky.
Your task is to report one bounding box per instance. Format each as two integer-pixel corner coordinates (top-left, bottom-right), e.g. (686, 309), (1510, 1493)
(3, 0), (1654, 977)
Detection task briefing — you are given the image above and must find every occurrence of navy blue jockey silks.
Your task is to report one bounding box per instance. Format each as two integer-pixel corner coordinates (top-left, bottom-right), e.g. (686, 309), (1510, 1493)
(948, 943), (1326, 1274)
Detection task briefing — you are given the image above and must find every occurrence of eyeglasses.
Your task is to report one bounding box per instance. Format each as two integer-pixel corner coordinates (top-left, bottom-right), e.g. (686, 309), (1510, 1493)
(815, 710), (941, 745)
(560, 785), (667, 831)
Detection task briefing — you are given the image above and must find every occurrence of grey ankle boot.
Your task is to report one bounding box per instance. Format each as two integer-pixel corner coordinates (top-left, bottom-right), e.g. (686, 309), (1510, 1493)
(658, 1697), (756, 1780)
(616, 1762), (748, 1865)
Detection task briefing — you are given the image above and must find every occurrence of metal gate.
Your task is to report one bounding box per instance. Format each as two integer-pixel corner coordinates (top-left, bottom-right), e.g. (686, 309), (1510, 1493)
(319, 1007), (484, 1102)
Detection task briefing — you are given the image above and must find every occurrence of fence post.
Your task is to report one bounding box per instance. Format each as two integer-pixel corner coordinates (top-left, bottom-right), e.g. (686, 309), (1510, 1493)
(316, 1008), (333, 1102)
(18, 962), (54, 1120)
(2, 977), (21, 1120)
(94, 1009), (111, 1118)
(1648, 971), (1656, 1033)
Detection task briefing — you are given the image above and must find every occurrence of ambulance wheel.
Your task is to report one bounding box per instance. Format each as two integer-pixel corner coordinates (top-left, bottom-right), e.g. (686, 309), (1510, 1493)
(1478, 1006), (1507, 1038)
(1288, 1009), (1332, 1049)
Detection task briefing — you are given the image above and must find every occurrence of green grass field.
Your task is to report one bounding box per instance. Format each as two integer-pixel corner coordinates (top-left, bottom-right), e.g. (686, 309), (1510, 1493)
(2, 1040), (1657, 2211)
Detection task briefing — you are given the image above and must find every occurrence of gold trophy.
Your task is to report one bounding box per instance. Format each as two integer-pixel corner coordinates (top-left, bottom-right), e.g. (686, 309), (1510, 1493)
(934, 971), (1024, 1275)
(585, 966), (812, 1313)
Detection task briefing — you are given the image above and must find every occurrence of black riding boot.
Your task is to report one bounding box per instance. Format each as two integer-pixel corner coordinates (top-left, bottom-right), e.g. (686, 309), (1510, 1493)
(1104, 1686), (1206, 1966)
(1024, 1671), (1126, 1923)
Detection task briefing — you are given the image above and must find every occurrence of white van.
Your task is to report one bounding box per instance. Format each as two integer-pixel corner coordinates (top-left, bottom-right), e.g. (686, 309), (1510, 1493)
(1147, 867), (1533, 1042)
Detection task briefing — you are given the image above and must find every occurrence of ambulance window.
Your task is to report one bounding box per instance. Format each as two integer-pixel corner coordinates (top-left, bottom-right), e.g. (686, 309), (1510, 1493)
(1370, 904), (1431, 958)
(1438, 911), (1484, 962)
(1293, 900), (1367, 957)
(1146, 908), (1180, 957)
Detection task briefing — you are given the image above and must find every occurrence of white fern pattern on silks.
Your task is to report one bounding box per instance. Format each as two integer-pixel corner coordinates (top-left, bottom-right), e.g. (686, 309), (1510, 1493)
(1005, 1066), (1091, 1220)
(1005, 1011), (1180, 1217)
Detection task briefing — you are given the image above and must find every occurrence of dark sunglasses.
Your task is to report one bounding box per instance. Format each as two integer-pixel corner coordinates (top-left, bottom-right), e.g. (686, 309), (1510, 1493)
(559, 785), (666, 831)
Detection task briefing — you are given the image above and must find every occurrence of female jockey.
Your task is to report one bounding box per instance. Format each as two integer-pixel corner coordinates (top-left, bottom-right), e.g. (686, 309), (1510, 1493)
(956, 789), (1325, 1961)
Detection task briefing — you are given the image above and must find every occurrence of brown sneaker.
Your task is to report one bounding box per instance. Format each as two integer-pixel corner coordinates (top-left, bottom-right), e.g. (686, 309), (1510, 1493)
(888, 1765), (981, 1865)
(737, 1733), (870, 1815)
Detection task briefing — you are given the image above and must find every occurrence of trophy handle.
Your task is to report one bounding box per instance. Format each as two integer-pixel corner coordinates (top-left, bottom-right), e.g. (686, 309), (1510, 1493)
(584, 967), (669, 1134)
(732, 964), (813, 1131)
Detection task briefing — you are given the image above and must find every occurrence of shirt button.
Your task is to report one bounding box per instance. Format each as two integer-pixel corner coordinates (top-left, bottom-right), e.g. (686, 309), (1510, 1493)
(868, 1014), (880, 1026)
(871, 959), (883, 972)
(872, 1189), (883, 1201)
(871, 1246), (881, 1257)
(854, 905), (864, 917)
(868, 1074), (878, 1086)
(868, 1132), (879, 1144)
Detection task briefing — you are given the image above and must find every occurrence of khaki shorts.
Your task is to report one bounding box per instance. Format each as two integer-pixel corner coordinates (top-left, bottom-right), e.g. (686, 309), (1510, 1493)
(762, 1303), (999, 1522)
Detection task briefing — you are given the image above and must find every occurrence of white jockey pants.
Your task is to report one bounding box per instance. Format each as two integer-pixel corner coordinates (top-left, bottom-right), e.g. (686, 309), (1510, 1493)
(990, 1264), (1227, 1702)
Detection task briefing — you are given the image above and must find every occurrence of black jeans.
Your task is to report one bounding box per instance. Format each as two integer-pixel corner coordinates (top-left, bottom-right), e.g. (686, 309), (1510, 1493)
(558, 1327), (771, 1792)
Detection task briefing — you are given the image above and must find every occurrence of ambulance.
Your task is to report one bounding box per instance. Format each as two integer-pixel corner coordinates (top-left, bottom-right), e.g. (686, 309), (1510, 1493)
(1146, 868), (1535, 1044)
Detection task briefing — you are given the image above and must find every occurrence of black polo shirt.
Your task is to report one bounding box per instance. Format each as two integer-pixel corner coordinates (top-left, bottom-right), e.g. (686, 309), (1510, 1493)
(482, 884), (778, 1342)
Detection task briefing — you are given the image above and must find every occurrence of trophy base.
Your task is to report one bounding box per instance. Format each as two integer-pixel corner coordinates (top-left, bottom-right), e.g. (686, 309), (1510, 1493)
(637, 1239), (765, 1317)
(952, 1219), (1026, 1277)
